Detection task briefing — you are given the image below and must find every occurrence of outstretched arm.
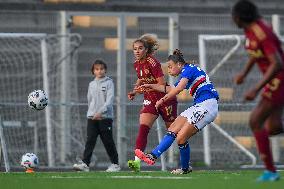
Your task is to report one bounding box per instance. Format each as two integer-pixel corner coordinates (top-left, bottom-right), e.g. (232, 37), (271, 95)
(155, 78), (188, 109)
(136, 76), (166, 93)
(141, 83), (172, 93)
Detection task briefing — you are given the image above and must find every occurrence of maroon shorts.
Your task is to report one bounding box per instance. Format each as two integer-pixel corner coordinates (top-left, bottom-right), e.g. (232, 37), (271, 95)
(262, 77), (284, 106)
(140, 97), (177, 123)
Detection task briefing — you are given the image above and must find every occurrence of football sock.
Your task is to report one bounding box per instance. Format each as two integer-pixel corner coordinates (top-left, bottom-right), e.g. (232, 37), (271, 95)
(254, 129), (276, 172)
(135, 124), (150, 151)
(151, 131), (177, 158)
(179, 141), (190, 170)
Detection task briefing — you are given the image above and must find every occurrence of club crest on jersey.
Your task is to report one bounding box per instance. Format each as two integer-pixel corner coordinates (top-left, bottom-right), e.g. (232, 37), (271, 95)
(143, 100), (151, 106)
(144, 68), (150, 75)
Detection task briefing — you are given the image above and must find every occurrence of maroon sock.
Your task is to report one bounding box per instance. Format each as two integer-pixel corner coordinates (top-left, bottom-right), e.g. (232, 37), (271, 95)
(135, 124), (150, 151)
(254, 129), (276, 172)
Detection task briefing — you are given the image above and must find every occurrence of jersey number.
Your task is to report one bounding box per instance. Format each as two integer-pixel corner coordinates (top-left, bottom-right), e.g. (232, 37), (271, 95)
(263, 78), (281, 98)
(165, 105), (173, 116)
(267, 78), (281, 91)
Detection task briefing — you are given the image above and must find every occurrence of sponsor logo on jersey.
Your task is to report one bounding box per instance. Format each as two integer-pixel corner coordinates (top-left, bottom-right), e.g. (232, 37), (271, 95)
(246, 49), (264, 58)
(143, 100), (151, 106)
(140, 76), (156, 84)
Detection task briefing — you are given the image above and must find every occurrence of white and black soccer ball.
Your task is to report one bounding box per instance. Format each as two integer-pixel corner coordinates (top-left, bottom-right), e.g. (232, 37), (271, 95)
(28, 90), (48, 110)
(20, 153), (39, 169)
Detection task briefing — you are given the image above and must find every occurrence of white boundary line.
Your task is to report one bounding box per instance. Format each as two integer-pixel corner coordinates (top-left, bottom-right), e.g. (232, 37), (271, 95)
(46, 175), (193, 180)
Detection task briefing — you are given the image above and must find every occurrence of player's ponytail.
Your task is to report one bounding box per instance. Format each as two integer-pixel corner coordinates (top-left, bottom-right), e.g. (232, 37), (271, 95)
(168, 49), (197, 65)
(168, 49), (186, 64)
(133, 33), (159, 55)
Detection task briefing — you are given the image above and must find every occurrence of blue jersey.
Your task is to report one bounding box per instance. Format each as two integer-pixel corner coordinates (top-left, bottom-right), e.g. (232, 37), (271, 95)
(174, 64), (219, 104)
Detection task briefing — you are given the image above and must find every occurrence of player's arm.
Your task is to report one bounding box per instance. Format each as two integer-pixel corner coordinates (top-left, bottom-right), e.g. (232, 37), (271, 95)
(234, 56), (256, 84)
(153, 78), (188, 109)
(155, 76), (166, 85)
(141, 83), (172, 93)
(254, 52), (283, 92)
(241, 56), (256, 77)
(136, 77), (166, 93)
(160, 78), (188, 102)
(133, 79), (142, 92)
(128, 79), (141, 100)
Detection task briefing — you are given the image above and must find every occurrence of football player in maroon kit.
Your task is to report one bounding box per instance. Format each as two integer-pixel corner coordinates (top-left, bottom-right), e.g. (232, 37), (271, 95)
(232, 0), (284, 182)
(127, 34), (178, 172)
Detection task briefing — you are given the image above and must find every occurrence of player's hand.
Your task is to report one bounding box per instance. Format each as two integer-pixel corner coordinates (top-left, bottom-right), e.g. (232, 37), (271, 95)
(127, 91), (136, 100)
(141, 84), (154, 89)
(234, 72), (245, 85)
(139, 84), (156, 92)
(92, 113), (102, 120)
(244, 87), (258, 101)
(155, 98), (164, 110)
(134, 85), (150, 93)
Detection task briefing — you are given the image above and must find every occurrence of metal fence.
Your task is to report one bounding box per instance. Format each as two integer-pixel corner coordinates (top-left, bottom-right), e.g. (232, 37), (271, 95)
(0, 11), (283, 170)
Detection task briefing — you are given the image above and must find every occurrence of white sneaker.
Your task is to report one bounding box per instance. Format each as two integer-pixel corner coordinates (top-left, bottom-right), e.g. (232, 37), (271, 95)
(106, 164), (121, 172)
(171, 166), (193, 174)
(73, 162), (90, 172)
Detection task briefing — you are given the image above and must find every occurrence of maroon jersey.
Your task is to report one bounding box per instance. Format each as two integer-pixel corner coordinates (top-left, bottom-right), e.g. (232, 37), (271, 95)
(134, 55), (166, 101)
(133, 55), (177, 122)
(245, 19), (284, 105)
(245, 19), (284, 76)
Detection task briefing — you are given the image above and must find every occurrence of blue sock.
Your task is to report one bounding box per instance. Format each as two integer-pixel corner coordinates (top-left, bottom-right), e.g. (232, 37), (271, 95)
(179, 141), (190, 170)
(151, 131), (176, 158)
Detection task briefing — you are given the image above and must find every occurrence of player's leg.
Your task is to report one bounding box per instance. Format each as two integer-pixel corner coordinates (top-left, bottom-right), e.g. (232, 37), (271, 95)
(98, 119), (120, 172)
(264, 106), (283, 136)
(74, 119), (99, 171)
(136, 113), (158, 151)
(135, 116), (187, 165)
(136, 101), (178, 164)
(128, 112), (158, 171)
(136, 98), (218, 166)
(249, 98), (280, 181)
(152, 116), (187, 156)
(172, 99), (218, 174)
(170, 123), (198, 174)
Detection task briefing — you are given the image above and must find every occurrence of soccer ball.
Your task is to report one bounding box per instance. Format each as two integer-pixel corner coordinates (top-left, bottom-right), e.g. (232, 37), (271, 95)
(20, 153), (39, 169)
(28, 90), (48, 110)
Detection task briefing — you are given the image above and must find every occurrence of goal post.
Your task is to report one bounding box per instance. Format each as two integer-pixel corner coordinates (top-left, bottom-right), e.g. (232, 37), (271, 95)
(0, 33), (82, 171)
(199, 34), (284, 167)
(199, 34), (257, 167)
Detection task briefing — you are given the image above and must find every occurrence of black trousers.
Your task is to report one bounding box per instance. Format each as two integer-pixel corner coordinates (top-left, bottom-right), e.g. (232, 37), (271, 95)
(82, 118), (119, 166)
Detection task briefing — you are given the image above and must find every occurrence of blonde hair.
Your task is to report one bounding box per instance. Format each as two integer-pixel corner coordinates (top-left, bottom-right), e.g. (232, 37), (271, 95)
(133, 33), (159, 55)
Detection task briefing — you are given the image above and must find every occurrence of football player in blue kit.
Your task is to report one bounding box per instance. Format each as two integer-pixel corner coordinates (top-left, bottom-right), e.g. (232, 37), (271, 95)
(135, 49), (219, 174)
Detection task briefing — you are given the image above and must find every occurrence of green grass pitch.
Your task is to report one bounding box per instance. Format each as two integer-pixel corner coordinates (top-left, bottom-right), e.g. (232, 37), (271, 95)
(0, 170), (282, 189)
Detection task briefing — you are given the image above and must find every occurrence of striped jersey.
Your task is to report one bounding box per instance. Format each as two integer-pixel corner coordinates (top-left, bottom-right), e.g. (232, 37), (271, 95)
(175, 64), (219, 104)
